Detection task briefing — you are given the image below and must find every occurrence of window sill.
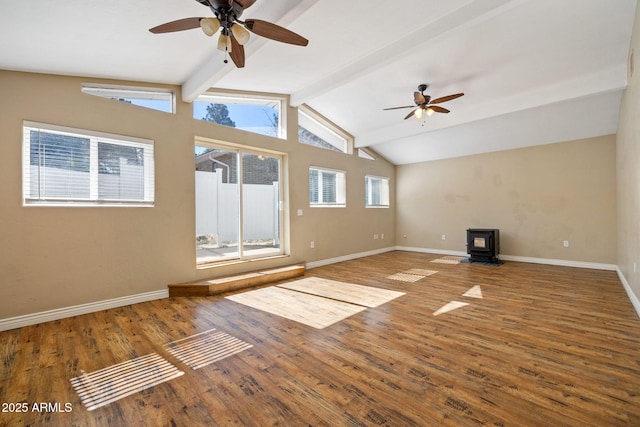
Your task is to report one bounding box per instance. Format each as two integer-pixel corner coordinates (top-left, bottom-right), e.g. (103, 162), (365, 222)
(196, 254), (291, 270)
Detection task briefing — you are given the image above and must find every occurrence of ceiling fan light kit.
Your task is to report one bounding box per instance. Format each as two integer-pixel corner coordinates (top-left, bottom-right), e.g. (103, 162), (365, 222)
(231, 23), (250, 44)
(200, 17), (220, 36)
(217, 33), (233, 52)
(149, 0), (308, 68)
(415, 107), (435, 119)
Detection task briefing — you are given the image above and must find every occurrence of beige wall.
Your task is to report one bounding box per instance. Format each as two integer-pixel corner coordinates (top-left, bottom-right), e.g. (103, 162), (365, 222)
(0, 71), (395, 319)
(396, 135), (617, 264)
(617, 3), (640, 300)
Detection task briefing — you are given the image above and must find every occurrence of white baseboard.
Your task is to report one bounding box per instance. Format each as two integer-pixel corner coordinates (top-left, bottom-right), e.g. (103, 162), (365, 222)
(0, 289), (169, 332)
(498, 254), (617, 271)
(306, 247), (396, 269)
(395, 246), (468, 257)
(395, 246), (617, 271)
(616, 268), (640, 319)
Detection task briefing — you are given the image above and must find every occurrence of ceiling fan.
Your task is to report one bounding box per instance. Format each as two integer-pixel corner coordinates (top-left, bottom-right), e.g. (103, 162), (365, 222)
(384, 84), (464, 121)
(149, 0), (308, 68)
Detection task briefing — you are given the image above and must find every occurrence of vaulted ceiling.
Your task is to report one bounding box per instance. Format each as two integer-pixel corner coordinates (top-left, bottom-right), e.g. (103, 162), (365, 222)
(0, 0), (636, 164)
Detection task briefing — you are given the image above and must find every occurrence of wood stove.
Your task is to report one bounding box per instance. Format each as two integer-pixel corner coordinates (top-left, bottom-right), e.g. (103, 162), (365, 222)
(466, 228), (500, 263)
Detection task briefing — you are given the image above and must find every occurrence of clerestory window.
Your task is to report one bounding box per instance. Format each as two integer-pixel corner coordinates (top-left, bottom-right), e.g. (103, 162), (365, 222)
(298, 106), (352, 154)
(82, 84), (175, 113)
(194, 93), (285, 139)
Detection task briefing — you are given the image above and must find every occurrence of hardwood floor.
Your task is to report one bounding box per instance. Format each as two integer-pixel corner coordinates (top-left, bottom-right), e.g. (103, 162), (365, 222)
(2, 251), (640, 426)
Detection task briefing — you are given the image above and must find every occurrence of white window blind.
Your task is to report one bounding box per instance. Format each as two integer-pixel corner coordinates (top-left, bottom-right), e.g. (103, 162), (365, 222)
(309, 167), (346, 207)
(365, 175), (390, 207)
(23, 121), (154, 206)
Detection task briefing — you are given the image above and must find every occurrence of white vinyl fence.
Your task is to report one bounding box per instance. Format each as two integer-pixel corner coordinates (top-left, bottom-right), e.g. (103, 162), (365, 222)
(195, 171), (279, 245)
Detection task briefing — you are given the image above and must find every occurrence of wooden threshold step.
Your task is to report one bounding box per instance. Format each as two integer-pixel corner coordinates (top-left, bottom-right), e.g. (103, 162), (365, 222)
(168, 264), (305, 297)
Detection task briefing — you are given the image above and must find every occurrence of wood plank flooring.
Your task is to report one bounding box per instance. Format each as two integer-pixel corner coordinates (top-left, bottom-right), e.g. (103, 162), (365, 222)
(2, 251), (640, 426)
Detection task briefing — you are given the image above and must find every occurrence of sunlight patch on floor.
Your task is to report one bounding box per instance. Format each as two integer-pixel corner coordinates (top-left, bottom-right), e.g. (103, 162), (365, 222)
(463, 285), (483, 299)
(165, 328), (253, 370)
(433, 286), (484, 315)
(278, 277), (404, 308)
(430, 256), (466, 265)
(433, 301), (470, 316)
(226, 286), (367, 329)
(227, 278), (404, 329)
(405, 268), (439, 276)
(387, 272), (425, 282)
(70, 353), (183, 411)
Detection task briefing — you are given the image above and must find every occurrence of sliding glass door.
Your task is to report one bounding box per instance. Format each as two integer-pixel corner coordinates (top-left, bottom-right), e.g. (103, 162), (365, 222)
(195, 144), (283, 264)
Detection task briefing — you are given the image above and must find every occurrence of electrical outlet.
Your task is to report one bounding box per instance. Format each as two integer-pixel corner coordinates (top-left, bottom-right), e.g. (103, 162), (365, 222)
(381, 233), (384, 239)
(442, 235), (446, 240)
(310, 241), (315, 248)
(563, 240), (569, 247)
(297, 209), (303, 216)
(373, 234), (379, 240)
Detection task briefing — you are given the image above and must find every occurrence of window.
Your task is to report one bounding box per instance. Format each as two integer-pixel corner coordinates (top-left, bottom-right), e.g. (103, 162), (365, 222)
(23, 121), (154, 206)
(82, 84), (175, 113)
(298, 106), (351, 154)
(365, 175), (390, 208)
(309, 167), (346, 207)
(358, 148), (376, 160)
(195, 142), (284, 264)
(194, 93), (285, 139)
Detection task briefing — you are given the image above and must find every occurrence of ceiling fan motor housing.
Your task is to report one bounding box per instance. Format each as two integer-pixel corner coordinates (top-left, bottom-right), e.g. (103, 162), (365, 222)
(211, 5), (243, 23)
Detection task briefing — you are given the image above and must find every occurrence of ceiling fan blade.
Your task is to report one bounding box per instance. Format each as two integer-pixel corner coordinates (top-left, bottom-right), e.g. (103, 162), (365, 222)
(429, 105), (450, 114)
(149, 17), (203, 34)
(229, 34), (245, 68)
(383, 105), (416, 110)
(430, 93), (464, 104)
(414, 91), (426, 105)
(404, 109), (418, 120)
(235, 0), (256, 8)
(244, 19), (308, 46)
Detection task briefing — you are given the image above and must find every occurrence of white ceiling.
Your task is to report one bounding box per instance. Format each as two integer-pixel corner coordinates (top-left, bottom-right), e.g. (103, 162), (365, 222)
(0, 0), (636, 164)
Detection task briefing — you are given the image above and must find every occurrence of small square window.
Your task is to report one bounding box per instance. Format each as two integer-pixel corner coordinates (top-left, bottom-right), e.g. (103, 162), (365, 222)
(365, 175), (389, 208)
(309, 167), (346, 207)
